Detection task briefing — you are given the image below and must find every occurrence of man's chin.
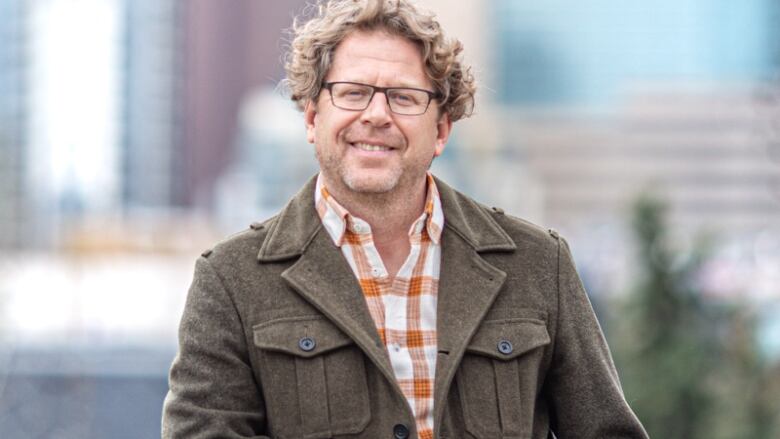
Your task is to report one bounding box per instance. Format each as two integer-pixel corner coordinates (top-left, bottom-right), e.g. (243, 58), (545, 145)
(342, 173), (400, 195)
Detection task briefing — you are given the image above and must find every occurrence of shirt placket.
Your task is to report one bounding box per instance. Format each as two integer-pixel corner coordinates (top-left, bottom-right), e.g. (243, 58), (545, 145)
(347, 217), (390, 340)
(385, 215), (428, 354)
(407, 225), (435, 437)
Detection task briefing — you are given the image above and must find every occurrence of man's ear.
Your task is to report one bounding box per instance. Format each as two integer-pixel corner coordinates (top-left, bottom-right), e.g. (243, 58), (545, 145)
(433, 112), (452, 157)
(304, 100), (317, 144)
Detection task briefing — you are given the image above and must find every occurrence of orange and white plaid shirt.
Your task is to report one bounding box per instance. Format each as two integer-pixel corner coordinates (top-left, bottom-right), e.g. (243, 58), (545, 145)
(315, 173), (443, 439)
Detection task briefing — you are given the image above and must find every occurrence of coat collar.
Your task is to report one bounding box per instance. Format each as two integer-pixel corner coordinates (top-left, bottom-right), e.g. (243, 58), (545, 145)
(257, 174), (516, 262)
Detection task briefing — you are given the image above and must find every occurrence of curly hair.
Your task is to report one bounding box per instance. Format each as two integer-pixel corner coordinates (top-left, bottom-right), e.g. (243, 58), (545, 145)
(283, 0), (476, 121)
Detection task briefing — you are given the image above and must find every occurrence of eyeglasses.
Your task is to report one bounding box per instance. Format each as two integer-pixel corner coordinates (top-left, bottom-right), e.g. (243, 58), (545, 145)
(322, 81), (441, 116)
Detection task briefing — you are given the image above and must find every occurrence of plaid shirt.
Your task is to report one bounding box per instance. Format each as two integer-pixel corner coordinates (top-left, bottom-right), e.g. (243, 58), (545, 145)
(315, 173), (443, 439)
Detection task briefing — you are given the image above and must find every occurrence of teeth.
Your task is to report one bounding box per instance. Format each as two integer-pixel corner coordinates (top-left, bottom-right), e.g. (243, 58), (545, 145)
(354, 142), (390, 152)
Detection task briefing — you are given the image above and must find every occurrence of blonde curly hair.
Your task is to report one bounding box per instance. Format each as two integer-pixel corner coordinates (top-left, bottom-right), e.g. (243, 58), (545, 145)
(283, 0), (476, 121)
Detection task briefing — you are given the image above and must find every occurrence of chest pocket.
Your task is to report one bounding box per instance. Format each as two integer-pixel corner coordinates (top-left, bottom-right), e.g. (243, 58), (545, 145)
(253, 316), (371, 439)
(456, 315), (550, 439)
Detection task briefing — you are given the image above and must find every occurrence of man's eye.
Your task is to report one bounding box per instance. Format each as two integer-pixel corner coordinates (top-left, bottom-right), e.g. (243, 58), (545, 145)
(391, 92), (418, 106)
(341, 88), (370, 100)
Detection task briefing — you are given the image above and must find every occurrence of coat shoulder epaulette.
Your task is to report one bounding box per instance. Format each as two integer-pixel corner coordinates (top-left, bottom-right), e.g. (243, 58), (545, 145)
(200, 217), (273, 260)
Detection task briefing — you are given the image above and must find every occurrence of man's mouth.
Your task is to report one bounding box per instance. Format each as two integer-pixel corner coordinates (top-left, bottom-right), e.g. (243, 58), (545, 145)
(350, 142), (393, 152)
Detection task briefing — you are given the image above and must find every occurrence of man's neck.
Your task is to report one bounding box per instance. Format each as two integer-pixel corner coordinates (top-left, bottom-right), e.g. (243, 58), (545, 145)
(323, 175), (428, 277)
(328, 177), (427, 239)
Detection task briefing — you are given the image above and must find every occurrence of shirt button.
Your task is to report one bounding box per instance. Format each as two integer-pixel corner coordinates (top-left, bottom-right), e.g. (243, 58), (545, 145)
(392, 343), (401, 352)
(393, 423), (410, 439)
(351, 223), (365, 233)
(298, 337), (316, 352)
(497, 339), (513, 355)
(371, 267), (383, 277)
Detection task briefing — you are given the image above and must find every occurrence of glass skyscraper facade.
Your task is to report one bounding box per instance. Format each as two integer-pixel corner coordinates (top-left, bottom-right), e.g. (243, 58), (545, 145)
(494, 0), (779, 107)
(0, 0), (28, 248)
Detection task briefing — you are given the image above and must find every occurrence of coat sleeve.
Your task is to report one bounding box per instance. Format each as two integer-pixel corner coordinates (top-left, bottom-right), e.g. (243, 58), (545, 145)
(546, 237), (649, 439)
(162, 256), (270, 439)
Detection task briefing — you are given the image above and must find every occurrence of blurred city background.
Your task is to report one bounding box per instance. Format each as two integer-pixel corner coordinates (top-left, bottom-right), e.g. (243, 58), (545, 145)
(0, 0), (778, 437)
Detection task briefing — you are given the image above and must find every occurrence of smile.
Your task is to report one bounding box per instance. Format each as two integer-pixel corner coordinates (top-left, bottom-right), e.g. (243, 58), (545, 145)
(351, 142), (393, 152)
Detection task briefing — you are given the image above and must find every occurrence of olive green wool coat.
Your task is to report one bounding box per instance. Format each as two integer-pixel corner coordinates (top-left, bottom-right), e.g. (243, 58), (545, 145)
(162, 176), (648, 439)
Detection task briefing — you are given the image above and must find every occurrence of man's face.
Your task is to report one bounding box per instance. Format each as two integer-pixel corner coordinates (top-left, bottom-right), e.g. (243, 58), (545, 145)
(304, 29), (452, 196)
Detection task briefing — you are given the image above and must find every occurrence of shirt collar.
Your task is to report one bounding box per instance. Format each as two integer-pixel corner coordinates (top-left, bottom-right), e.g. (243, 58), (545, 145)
(314, 173), (444, 247)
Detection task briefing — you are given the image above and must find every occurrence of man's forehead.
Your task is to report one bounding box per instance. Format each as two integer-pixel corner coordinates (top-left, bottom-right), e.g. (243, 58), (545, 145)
(327, 29), (429, 86)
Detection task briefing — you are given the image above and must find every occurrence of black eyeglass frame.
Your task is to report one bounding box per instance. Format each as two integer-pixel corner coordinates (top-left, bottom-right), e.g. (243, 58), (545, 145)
(322, 81), (442, 115)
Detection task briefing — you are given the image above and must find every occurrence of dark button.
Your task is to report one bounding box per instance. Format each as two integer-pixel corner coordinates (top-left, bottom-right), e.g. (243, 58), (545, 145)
(497, 339), (513, 355)
(393, 423), (410, 439)
(298, 336), (316, 352)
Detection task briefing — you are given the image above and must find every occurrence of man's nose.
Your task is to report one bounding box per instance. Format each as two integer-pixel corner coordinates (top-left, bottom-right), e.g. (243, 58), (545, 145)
(360, 91), (393, 126)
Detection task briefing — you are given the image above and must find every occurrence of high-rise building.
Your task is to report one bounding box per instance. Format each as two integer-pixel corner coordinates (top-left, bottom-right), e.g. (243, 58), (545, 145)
(179, 0), (308, 209)
(24, 0), (125, 247)
(506, 85), (780, 234)
(0, 0), (28, 248)
(493, 0), (778, 108)
(121, 0), (183, 209)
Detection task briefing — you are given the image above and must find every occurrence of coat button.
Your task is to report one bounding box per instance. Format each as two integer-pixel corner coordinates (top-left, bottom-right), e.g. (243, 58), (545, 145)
(298, 337), (316, 352)
(393, 423), (410, 439)
(497, 339), (513, 355)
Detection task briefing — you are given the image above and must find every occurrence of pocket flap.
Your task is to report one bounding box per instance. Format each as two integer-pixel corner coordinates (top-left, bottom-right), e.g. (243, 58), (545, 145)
(253, 316), (354, 358)
(465, 318), (550, 360)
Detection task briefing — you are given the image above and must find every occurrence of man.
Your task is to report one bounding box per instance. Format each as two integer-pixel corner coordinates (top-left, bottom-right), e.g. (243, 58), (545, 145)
(162, 1), (648, 438)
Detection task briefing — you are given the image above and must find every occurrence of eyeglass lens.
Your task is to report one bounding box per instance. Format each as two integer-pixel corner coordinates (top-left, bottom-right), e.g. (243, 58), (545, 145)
(329, 83), (431, 115)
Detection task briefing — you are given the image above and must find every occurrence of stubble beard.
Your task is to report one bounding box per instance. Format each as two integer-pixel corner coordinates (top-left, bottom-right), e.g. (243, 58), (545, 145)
(315, 145), (434, 209)
(316, 147), (403, 195)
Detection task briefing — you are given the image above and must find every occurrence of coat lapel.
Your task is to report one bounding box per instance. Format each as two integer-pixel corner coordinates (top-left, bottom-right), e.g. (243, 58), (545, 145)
(281, 230), (399, 387)
(258, 176), (400, 393)
(432, 178), (516, 435)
